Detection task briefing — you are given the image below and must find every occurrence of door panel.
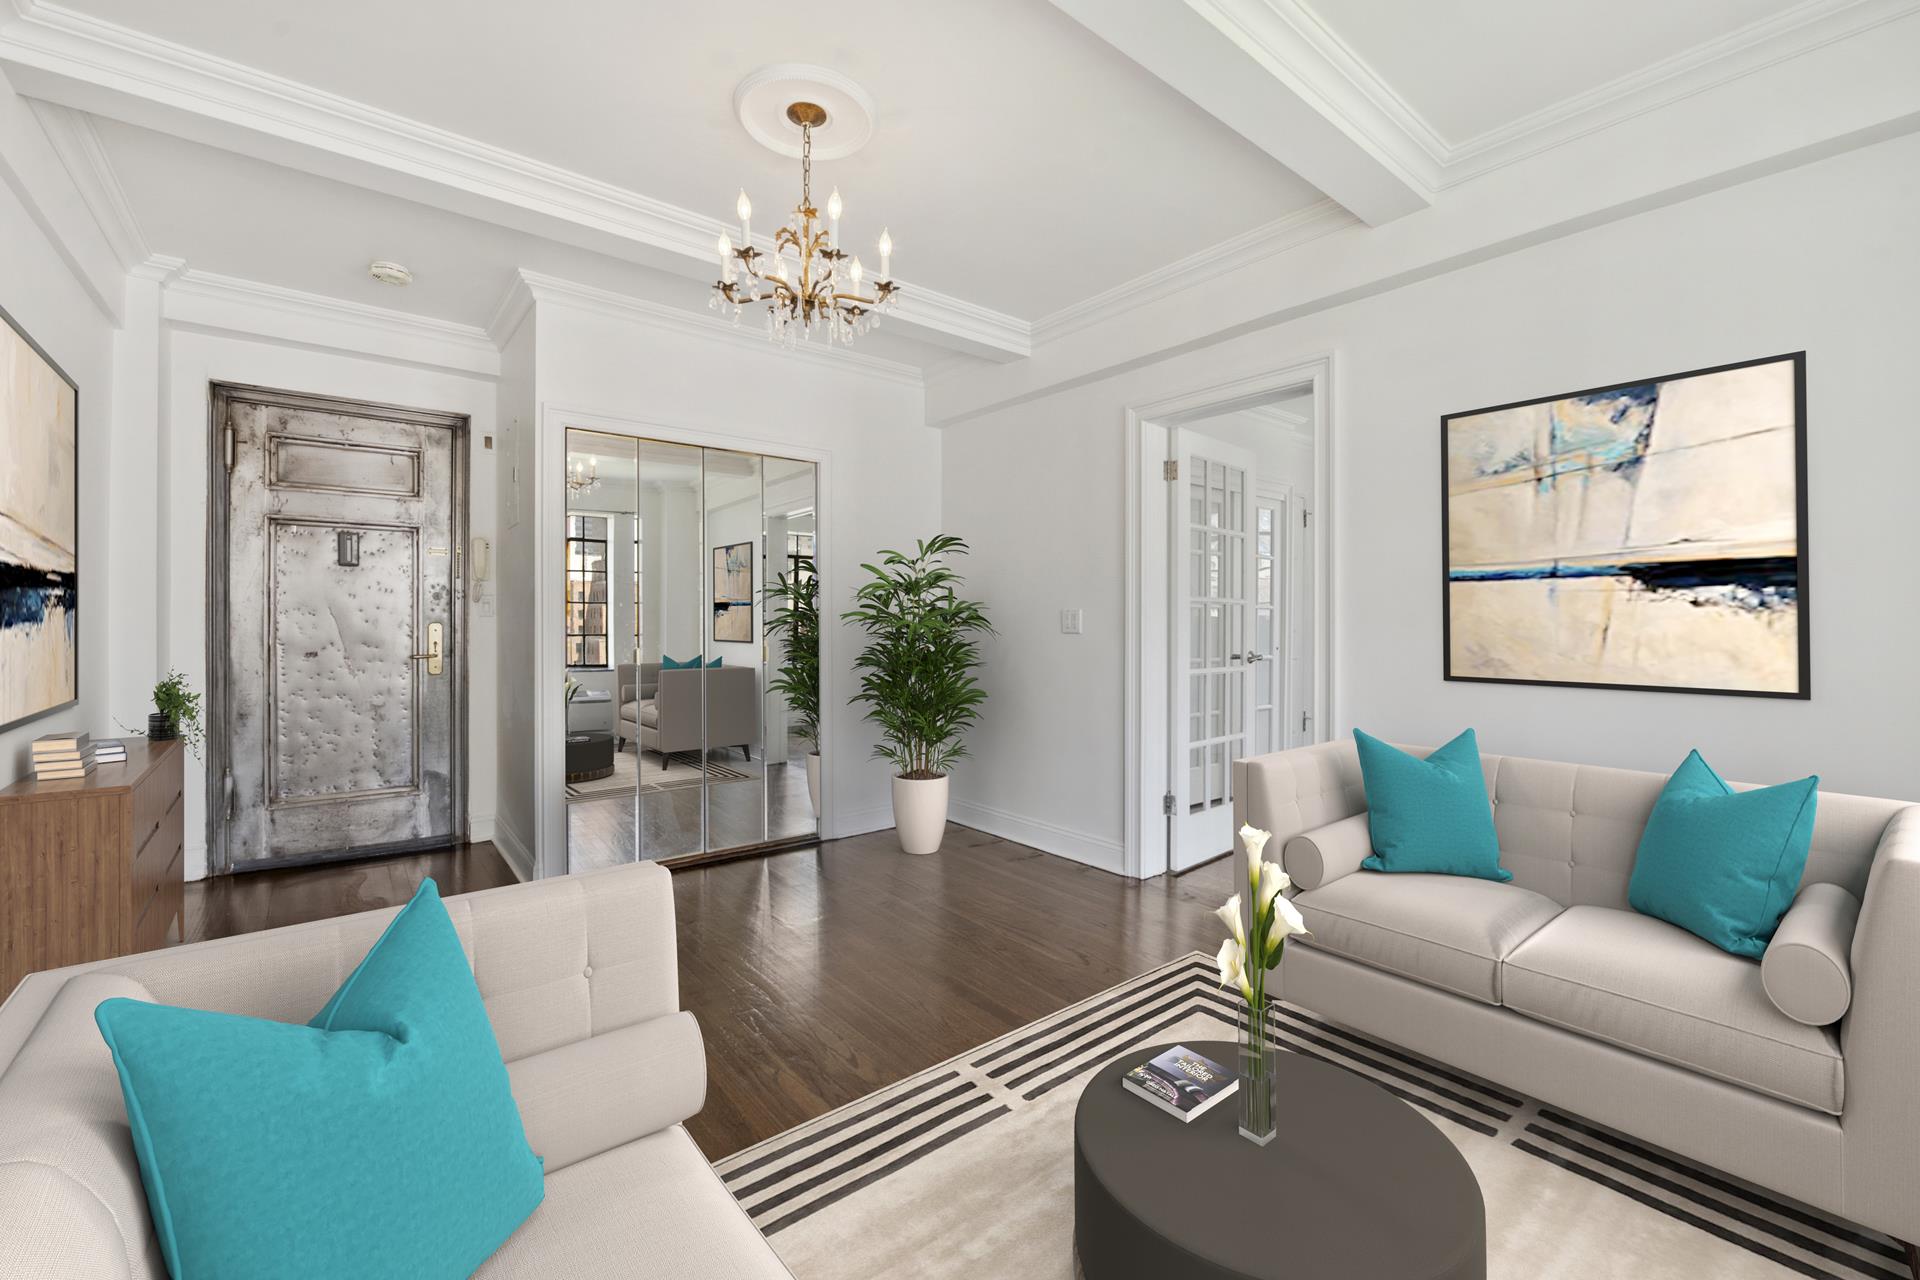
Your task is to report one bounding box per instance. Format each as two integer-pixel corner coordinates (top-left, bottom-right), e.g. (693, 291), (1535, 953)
(1170, 432), (1256, 871)
(221, 393), (461, 869)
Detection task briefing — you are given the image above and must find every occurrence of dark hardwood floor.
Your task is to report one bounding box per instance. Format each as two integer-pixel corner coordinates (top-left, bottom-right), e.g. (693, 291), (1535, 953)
(182, 826), (1237, 1160)
(183, 842), (520, 941)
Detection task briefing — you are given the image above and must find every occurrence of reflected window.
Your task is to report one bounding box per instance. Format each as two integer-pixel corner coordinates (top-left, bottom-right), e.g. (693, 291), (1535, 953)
(786, 528), (814, 584)
(566, 514), (609, 668)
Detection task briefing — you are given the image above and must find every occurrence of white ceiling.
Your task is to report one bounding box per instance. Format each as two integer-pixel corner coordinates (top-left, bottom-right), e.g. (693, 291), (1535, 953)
(1305, 0), (1809, 143)
(50, 0), (1324, 319)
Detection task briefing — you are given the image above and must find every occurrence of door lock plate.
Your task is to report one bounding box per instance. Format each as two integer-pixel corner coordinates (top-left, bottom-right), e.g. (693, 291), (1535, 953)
(426, 621), (443, 675)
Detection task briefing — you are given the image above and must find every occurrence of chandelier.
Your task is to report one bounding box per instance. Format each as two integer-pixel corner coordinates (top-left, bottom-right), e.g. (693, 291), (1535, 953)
(712, 101), (899, 346)
(565, 455), (600, 496)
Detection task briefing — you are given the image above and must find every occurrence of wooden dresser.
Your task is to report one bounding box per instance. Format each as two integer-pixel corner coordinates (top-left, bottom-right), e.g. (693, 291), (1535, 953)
(0, 739), (185, 996)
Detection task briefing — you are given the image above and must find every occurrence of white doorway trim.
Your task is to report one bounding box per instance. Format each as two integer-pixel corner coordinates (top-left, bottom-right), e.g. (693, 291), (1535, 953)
(533, 403), (836, 880)
(1122, 354), (1338, 881)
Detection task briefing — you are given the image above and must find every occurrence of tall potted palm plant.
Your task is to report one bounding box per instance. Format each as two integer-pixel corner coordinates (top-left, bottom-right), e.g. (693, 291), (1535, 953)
(764, 556), (822, 816)
(842, 536), (992, 854)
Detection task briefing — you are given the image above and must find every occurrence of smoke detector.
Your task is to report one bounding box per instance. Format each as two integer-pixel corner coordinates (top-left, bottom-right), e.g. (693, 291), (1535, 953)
(369, 260), (412, 286)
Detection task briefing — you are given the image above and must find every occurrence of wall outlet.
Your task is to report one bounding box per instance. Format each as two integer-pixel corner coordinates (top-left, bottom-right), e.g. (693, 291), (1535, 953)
(1060, 608), (1083, 635)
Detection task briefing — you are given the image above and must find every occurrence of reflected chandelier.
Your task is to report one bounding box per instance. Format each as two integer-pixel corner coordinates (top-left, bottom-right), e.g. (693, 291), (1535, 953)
(712, 101), (900, 346)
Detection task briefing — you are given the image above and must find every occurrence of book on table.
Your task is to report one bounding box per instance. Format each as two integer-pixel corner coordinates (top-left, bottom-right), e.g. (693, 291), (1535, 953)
(1122, 1045), (1237, 1122)
(31, 731), (91, 757)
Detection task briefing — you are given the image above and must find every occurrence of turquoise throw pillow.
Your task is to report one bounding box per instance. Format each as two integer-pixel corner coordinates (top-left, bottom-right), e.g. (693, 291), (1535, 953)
(1355, 728), (1511, 882)
(707, 655), (723, 668)
(95, 881), (543, 1280)
(1628, 750), (1818, 957)
(661, 654), (699, 670)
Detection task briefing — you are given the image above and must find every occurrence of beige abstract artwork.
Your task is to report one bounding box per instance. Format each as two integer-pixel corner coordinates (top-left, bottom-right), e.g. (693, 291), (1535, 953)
(0, 310), (78, 728)
(1444, 354), (1805, 697)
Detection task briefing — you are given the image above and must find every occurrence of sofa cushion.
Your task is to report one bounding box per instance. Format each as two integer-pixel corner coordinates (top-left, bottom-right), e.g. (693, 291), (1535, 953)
(476, 1125), (792, 1279)
(1761, 883), (1859, 1026)
(639, 700), (660, 728)
(95, 879), (545, 1280)
(1354, 729), (1511, 882)
(1503, 905), (1843, 1114)
(1291, 871), (1562, 1004)
(509, 1012), (706, 1174)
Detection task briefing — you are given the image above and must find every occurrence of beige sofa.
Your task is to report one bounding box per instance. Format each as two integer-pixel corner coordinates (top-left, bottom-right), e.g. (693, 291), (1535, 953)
(0, 862), (792, 1279)
(619, 662), (760, 759)
(1235, 740), (1920, 1249)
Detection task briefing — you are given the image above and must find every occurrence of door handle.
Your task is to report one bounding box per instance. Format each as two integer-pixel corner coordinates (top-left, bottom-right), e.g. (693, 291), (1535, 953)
(410, 621), (445, 675)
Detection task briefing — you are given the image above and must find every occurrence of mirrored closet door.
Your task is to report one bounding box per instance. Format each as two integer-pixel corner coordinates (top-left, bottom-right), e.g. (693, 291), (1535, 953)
(562, 429), (818, 870)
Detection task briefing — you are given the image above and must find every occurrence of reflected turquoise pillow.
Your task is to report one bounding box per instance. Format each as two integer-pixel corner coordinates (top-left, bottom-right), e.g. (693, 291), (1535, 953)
(708, 656), (723, 668)
(1628, 750), (1818, 957)
(1355, 728), (1510, 882)
(94, 881), (543, 1279)
(661, 654), (699, 669)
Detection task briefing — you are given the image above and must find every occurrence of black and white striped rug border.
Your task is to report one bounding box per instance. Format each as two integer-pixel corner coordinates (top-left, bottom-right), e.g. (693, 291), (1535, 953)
(713, 951), (1898, 1279)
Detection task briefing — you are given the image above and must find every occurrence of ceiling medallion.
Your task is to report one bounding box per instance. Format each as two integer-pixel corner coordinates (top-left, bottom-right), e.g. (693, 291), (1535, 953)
(713, 98), (899, 347)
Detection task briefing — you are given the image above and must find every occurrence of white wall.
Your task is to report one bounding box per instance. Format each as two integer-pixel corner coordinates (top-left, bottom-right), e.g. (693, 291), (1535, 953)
(492, 318), (536, 875)
(0, 75), (118, 788)
(942, 130), (1920, 875)
(160, 327), (501, 878)
(503, 290), (935, 873)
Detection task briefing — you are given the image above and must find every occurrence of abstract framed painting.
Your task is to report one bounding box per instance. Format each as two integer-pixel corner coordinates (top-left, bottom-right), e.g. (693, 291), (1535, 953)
(712, 541), (752, 643)
(1442, 352), (1808, 699)
(0, 301), (79, 731)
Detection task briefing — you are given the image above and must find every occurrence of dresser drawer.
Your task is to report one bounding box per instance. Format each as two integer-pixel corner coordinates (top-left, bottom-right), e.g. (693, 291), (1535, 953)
(133, 838), (183, 954)
(130, 748), (185, 864)
(132, 791), (184, 923)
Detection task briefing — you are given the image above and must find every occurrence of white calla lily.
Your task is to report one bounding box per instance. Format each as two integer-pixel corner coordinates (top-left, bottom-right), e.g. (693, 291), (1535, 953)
(1214, 894), (1246, 949)
(1254, 861), (1291, 918)
(1215, 936), (1253, 1002)
(1270, 892), (1309, 941)
(1240, 824), (1272, 890)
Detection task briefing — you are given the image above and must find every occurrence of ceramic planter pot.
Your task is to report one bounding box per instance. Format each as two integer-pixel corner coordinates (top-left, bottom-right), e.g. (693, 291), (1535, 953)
(805, 752), (822, 818)
(892, 774), (949, 855)
(147, 712), (177, 741)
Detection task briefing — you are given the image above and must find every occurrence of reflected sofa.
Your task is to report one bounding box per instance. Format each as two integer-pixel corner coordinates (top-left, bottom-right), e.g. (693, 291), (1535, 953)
(0, 862), (793, 1278)
(618, 662), (759, 760)
(1234, 740), (1920, 1249)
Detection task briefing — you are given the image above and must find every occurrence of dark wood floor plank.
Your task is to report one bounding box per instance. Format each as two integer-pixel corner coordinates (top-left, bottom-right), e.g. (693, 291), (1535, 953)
(181, 827), (1235, 1160)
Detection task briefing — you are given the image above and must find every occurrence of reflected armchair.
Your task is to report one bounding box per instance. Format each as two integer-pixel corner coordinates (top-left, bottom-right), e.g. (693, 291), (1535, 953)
(618, 662), (759, 760)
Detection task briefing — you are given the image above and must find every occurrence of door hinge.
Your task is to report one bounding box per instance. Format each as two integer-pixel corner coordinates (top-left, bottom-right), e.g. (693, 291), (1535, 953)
(223, 424), (236, 472)
(1302, 507), (1309, 527)
(1301, 712), (1311, 732)
(1163, 459), (1178, 482)
(1162, 791), (1175, 816)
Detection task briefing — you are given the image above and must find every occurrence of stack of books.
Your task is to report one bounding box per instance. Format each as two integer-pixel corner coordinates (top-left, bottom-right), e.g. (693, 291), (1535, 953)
(94, 739), (128, 766)
(31, 732), (98, 781)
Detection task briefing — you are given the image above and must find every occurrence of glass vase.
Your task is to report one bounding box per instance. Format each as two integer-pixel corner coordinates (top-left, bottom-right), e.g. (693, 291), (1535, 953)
(1237, 997), (1277, 1146)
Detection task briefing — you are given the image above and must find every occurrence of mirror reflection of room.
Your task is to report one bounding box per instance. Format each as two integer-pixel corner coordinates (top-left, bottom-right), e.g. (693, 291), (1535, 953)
(563, 430), (818, 871)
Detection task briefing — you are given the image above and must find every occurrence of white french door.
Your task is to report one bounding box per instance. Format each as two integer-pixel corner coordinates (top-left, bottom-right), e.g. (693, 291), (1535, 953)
(1252, 490), (1286, 757)
(1169, 431), (1257, 871)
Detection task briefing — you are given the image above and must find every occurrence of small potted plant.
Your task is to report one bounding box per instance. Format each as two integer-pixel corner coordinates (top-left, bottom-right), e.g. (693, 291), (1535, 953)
(764, 556), (822, 816)
(149, 671), (204, 755)
(842, 536), (992, 855)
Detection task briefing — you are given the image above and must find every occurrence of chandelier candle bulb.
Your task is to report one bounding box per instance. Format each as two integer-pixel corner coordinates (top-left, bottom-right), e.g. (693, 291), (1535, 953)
(827, 187), (842, 247)
(717, 231), (734, 282)
(736, 189), (752, 246)
(878, 227), (892, 278)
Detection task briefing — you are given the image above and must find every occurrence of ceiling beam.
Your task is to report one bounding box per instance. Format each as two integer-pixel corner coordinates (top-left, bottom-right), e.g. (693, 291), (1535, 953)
(1045, 0), (1433, 226)
(0, 0), (1031, 361)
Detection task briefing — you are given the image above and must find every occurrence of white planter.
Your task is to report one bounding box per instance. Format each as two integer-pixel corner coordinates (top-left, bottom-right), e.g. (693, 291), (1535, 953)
(891, 775), (950, 855)
(805, 752), (822, 818)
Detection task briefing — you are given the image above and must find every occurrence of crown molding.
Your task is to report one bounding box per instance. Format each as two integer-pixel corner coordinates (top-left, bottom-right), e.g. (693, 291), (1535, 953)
(27, 97), (147, 267)
(0, 0), (1029, 361)
(162, 269), (500, 376)
(1193, 0), (1920, 190)
(128, 250), (182, 283)
(506, 269), (927, 390)
(1241, 401), (1313, 438)
(1437, 0), (1920, 182)
(1033, 199), (1357, 345)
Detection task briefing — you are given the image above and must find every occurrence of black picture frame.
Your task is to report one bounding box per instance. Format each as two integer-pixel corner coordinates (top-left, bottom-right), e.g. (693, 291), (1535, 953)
(1440, 351), (1809, 700)
(0, 298), (81, 733)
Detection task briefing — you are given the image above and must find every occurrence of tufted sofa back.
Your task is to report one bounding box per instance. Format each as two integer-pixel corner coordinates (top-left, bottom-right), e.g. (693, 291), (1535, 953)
(1233, 740), (1904, 910)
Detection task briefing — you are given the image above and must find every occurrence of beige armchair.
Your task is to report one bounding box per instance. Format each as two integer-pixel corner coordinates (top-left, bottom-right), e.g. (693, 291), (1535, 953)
(619, 662), (759, 760)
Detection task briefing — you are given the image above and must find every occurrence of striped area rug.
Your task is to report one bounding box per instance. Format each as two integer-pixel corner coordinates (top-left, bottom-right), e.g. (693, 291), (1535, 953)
(714, 953), (1905, 1280)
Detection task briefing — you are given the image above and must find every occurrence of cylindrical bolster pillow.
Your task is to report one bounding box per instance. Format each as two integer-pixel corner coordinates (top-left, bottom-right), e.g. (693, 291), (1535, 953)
(1282, 813), (1375, 892)
(1761, 883), (1859, 1026)
(507, 1009), (705, 1173)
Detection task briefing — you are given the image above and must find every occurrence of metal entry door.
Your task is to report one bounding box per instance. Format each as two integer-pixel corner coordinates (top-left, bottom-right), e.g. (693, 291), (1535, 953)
(215, 387), (465, 871)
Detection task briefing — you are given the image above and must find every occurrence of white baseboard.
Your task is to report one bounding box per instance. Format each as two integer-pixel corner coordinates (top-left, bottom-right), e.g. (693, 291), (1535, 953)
(829, 804), (896, 840)
(947, 799), (1125, 874)
(490, 815), (534, 881)
(467, 813), (496, 844)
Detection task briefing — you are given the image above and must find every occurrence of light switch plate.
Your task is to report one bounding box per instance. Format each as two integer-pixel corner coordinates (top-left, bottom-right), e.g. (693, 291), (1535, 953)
(1060, 608), (1083, 635)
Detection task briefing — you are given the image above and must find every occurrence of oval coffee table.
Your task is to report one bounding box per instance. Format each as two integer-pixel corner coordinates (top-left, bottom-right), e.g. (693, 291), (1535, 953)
(1074, 1039), (1484, 1280)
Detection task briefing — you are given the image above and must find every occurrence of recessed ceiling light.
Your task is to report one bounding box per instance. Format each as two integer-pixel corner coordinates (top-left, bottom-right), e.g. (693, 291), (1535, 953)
(369, 260), (412, 286)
